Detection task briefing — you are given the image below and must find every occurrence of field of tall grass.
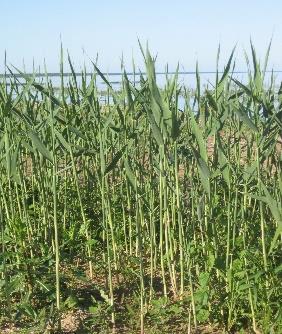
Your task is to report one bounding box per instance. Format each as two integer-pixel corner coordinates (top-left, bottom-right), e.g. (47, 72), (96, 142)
(0, 43), (281, 333)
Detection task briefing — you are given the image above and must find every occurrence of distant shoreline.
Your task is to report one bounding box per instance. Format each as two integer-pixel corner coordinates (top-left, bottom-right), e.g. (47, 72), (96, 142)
(1, 70), (282, 78)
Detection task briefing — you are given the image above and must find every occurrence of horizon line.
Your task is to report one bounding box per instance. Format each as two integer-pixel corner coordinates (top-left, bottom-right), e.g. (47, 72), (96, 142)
(1, 70), (282, 78)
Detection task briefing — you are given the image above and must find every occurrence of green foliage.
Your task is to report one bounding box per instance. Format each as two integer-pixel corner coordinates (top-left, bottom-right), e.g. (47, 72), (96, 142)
(0, 42), (281, 333)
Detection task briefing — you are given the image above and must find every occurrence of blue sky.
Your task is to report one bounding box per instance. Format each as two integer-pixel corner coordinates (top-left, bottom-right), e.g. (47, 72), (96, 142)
(1, 1), (281, 72)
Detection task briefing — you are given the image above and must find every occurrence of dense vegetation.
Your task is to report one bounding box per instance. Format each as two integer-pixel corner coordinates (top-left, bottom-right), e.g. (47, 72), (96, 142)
(0, 44), (281, 333)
